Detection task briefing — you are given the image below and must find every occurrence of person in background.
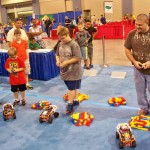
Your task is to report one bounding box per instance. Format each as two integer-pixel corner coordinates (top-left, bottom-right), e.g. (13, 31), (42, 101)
(52, 18), (56, 24)
(84, 20), (97, 68)
(148, 13), (150, 26)
(11, 29), (33, 90)
(29, 18), (46, 49)
(0, 23), (4, 44)
(5, 47), (27, 106)
(44, 17), (52, 38)
(56, 27), (82, 114)
(36, 18), (41, 26)
(124, 14), (150, 116)
(100, 15), (106, 25)
(75, 22), (91, 69)
(29, 36), (41, 50)
(91, 15), (97, 26)
(64, 16), (71, 27)
(7, 18), (33, 83)
(57, 23), (63, 31)
(96, 19), (101, 26)
(69, 19), (76, 39)
(7, 18), (28, 47)
(4, 24), (10, 42)
(71, 18), (77, 26)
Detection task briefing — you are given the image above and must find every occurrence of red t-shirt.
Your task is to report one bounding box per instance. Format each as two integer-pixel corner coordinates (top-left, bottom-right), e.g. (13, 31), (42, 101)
(11, 39), (28, 61)
(5, 57), (26, 85)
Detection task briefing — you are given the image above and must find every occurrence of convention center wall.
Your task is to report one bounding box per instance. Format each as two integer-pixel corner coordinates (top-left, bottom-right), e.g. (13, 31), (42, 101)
(0, 0), (150, 23)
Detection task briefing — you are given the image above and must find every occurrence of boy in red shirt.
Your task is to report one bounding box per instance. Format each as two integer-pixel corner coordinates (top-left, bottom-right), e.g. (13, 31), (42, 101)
(5, 47), (27, 106)
(11, 28), (33, 89)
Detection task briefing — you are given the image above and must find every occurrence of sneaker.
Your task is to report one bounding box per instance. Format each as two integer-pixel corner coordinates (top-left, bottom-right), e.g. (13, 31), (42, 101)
(21, 99), (26, 106)
(73, 100), (79, 106)
(66, 103), (73, 114)
(13, 100), (20, 107)
(138, 109), (148, 116)
(90, 64), (93, 68)
(83, 64), (86, 69)
(26, 84), (33, 90)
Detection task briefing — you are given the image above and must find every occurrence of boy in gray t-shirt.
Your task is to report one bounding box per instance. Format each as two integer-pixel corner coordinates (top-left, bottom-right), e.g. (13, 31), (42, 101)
(56, 27), (82, 114)
(76, 22), (91, 69)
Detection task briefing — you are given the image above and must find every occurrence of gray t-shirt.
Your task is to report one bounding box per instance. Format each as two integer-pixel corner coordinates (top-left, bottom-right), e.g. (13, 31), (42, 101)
(75, 30), (91, 47)
(56, 40), (82, 80)
(124, 29), (150, 74)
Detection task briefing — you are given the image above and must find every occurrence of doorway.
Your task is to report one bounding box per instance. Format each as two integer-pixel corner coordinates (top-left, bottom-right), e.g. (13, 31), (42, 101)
(83, 10), (91, 20)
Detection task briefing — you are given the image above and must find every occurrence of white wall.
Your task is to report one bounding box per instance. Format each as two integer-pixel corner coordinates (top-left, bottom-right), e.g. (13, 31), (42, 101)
(66, 0), (73, 11)
(132, 0), (150, 17)
(81, 0), (122, 21)
(39, 0), (66, 14)
(1, 0), (32, 5)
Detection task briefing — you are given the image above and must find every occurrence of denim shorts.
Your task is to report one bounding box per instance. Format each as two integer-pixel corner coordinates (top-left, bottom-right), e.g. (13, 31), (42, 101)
(64, 79), (81, 90)
(80, 47), (88, 60)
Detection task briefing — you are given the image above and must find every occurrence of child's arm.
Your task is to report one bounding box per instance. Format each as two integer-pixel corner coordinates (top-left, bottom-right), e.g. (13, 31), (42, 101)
(60, 58), (80, 68)
(6, 68), (13, 74)
(29, 27), (42, 36)
(5, 59), (13, 73)
(56, 55), (60, 67)
(12, 68), (25, 73)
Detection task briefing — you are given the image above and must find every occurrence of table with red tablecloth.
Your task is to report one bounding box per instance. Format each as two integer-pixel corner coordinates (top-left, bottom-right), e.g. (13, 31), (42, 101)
(94, 24), (135, 39)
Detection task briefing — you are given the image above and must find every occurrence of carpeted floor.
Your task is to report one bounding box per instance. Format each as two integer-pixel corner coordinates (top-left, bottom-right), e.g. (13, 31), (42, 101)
(0, 65), (150, 150)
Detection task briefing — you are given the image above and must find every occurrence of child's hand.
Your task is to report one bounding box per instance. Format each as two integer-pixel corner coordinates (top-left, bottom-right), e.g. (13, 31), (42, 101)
(12, 68), (17, 73)
(60, 61), (68, 68)
(143, 61), (150, 69)
(133, 61), (143, 69)
(85, 40), (88, 44)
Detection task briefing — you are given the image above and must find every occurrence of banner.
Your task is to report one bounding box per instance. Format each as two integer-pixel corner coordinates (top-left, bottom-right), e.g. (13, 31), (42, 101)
(104, 1), (113, 13)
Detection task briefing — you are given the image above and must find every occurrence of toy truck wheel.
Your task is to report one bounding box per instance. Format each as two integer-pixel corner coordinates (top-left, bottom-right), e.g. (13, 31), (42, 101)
(3, 116), (7, 121)
(3, 111), (7, 121)
(116, 131), (119, 139)
(39, 118), (43, 123)
(132, 141), (136, 148)
(119, 141), (123, 149)
(48, 117), (53, 123)
(54, 112), (59, 118)
(13, 112), (16, 119)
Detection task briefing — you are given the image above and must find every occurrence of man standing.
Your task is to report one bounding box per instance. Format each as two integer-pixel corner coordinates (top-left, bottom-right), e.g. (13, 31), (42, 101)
(7, 18), (28, 47)
(44, 17), (52, 38)
(124, 14), (150, 116)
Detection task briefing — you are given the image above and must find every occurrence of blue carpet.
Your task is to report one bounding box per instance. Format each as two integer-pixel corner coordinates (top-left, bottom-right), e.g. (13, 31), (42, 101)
(0, 65), (150, 150)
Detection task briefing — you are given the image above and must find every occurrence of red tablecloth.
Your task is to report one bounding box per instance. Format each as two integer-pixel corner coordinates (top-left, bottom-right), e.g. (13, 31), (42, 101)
(94, 25), (135, 39)
(51, 29), (58, 39)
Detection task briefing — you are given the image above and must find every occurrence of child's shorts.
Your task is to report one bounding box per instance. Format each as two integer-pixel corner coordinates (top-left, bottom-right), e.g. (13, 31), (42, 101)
(80, 47), (88, 60)
(11, 84), (27, 92)
(64, 79), (81, 90)
(24, 58), (31, 75)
